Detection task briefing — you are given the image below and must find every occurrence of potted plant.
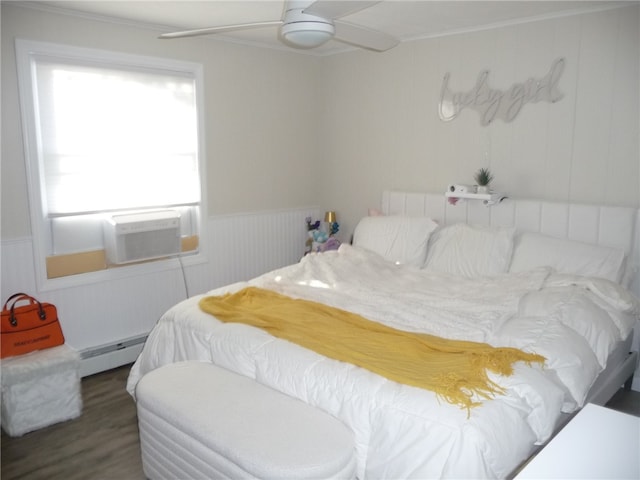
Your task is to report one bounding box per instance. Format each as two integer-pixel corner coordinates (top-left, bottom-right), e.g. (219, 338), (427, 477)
(474, 168), (493, 193)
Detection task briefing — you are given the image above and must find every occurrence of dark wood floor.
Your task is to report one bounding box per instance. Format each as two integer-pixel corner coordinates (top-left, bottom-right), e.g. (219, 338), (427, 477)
(1, 364), (639, 480)
(1, 365), (144, 480)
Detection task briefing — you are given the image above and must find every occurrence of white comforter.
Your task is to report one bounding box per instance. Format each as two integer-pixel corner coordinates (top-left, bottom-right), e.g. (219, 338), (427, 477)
(127, 244), (638, 479)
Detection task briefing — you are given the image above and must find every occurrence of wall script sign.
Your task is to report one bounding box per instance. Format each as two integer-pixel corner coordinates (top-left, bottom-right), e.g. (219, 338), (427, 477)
(439, 58), (565, 125)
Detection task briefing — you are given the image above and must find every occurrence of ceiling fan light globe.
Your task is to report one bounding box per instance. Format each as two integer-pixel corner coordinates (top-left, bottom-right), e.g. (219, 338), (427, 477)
(281, 21), (335, 48)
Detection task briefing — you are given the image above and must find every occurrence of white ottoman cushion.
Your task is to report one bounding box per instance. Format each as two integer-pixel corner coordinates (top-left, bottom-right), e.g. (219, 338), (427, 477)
(1, 344), (82, 436)
(136, 361), (356, 480)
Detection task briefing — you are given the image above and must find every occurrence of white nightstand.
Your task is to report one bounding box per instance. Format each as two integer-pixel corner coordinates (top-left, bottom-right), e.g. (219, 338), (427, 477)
(516, 403), (639, 479)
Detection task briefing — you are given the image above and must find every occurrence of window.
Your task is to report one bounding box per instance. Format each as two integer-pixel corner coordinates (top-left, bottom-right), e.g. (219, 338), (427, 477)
(16, 39), (206, 289)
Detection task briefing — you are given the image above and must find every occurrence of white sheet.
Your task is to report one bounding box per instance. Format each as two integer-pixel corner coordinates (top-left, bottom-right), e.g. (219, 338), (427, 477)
(127, 244), (638, 479)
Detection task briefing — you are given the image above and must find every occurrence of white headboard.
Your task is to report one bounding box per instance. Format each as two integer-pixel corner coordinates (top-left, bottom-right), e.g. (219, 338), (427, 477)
(382, 191), (640, 296)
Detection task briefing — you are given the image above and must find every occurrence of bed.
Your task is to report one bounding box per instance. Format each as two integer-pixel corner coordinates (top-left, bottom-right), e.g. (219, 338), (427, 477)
(127, 191), (640, 479)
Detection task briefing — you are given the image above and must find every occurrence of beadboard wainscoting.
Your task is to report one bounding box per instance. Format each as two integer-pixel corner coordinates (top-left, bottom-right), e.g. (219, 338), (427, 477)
(1, 207), (319, 376)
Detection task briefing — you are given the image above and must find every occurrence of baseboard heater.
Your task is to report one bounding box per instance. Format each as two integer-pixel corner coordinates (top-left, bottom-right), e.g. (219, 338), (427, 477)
(79, 334), (148, 377)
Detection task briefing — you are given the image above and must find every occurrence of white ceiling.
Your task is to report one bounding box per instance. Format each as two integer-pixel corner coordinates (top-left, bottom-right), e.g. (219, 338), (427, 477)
(28, 0), (634, 55)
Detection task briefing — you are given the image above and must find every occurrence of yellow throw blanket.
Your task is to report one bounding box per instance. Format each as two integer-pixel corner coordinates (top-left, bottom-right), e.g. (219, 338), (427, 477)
(199, 287), (545, 411)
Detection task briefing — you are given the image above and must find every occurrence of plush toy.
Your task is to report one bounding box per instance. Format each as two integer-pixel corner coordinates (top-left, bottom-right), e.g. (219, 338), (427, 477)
(305, 217), (321, 231)
(321, 236), (341, 252)
(305, 217), (340, 254)
(312, 230), (329, 243)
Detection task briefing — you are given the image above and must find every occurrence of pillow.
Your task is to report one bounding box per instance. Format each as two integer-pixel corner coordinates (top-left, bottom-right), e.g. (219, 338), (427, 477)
(352, 215), (438, 267)
(423, 223), (515, 277)
(508, 232), (626, 282)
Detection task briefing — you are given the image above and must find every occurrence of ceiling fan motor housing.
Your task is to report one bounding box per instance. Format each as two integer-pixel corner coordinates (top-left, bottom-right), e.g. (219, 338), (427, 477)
(280, 5), (335, 48)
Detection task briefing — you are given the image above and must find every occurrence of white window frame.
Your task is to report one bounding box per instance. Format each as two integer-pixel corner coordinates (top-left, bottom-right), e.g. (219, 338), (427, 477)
(15, 39), (208, 291)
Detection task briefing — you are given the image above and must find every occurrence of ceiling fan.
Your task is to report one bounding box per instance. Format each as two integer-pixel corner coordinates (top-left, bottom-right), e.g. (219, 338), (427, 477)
(159, 0), (399, 52)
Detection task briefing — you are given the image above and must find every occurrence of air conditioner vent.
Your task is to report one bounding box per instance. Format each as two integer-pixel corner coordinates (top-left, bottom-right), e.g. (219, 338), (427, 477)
(104, 210), (181, 265)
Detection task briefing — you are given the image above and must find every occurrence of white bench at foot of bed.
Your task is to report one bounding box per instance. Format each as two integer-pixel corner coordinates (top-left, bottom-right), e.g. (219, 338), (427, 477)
(135, 361), (357, 480)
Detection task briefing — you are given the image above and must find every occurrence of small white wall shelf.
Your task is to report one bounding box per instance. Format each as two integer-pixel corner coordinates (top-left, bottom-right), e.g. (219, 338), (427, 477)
(444, 191), (507, 206)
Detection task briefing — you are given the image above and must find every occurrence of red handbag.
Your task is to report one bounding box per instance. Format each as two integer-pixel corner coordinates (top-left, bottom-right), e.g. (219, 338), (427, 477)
(1, 293), (65, 359)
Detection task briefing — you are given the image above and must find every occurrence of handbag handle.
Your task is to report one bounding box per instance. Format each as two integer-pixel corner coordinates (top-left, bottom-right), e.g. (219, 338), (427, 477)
(3, 293), (46, 327)
(3, 293), (31, 311)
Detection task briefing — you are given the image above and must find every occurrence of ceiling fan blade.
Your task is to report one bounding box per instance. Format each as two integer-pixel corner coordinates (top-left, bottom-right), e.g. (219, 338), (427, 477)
(159, 21), (282, 39)
(303, 0), (381, 20)
(333, 21), (399, 52)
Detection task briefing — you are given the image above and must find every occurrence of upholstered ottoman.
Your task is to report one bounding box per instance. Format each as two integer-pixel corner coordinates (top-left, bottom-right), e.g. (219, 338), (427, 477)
(1, 344), (82, 436)
(135, 361), (356, 480)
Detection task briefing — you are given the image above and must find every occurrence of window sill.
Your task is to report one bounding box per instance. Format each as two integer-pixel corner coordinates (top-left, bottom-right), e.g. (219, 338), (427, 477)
(37, 249), (206, 292)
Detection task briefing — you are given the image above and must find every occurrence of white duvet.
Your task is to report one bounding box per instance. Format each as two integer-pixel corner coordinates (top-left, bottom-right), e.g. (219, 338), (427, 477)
(127, 244), (638, 479)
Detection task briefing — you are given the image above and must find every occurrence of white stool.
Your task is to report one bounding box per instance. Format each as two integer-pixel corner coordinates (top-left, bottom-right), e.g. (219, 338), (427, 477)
(135, 361), (356, 480)
(1, 344), (82, 436)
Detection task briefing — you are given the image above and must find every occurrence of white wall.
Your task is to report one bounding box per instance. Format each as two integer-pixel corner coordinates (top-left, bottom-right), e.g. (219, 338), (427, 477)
(317, 5), (639, 237)
(1, 3), (322, 239)
(4, 3), (637, 241)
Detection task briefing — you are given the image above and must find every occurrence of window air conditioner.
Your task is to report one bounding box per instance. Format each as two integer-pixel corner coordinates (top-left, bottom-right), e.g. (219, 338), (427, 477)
(104, 210), (181, 265)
